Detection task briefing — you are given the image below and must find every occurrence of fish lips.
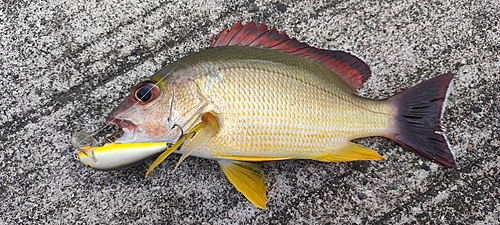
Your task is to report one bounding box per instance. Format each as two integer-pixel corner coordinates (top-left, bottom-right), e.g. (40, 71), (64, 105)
(106, 117), (138, 143)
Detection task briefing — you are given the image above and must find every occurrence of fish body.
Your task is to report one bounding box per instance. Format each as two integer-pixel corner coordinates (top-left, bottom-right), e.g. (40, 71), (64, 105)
(77, 21), (457, 208)
(112, 45), (391, 160)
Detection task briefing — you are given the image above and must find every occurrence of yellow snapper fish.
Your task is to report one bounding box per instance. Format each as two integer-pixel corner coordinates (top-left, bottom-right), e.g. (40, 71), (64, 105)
(75, 21), (457, 209)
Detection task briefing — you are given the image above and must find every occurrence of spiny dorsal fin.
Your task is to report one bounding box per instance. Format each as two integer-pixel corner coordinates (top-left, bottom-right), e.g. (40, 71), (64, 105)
(210, 21), (371, 91)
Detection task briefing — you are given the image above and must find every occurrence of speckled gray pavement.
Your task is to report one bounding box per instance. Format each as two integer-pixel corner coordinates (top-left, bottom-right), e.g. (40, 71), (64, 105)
(1, 0), (499, 224)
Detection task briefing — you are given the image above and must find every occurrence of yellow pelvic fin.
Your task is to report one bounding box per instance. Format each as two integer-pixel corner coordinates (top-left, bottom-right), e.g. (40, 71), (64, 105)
(315, 142), (385, 162)
(145, 139), (184, 178)
(218, 160), (267, 209)
(175, 111), (219, 168)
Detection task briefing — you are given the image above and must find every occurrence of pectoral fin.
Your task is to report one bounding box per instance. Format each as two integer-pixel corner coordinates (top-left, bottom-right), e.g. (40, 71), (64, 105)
(145, 111), (220, 177)
(175, 111), (219, 168)
(145, 138), (184, 178)
(315, 142), (385, 162)
(218, 160), (267, 209)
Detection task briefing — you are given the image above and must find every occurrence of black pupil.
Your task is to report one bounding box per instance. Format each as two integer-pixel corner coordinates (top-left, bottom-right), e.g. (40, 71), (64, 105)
(136, 86), (152, 102)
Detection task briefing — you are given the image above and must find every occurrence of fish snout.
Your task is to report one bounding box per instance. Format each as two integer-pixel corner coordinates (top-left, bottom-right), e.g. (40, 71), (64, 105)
(107, 117), (135, 132)
(106, 117), (139, 143)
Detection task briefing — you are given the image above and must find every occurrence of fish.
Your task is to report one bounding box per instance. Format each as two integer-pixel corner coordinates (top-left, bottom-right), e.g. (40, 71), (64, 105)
(75, 21), (457, 209)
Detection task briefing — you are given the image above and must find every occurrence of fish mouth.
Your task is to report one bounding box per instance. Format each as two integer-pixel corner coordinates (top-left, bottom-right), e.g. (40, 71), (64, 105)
(106, 117), (137, 143)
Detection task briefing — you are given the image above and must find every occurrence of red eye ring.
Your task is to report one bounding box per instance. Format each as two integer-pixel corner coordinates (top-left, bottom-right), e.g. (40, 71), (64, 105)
(131, 82), (160, 103)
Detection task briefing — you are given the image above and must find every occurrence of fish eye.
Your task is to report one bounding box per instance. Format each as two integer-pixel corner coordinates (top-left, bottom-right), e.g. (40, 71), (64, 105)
(132, 82), (159, 103)
(136, 86), (152, 101)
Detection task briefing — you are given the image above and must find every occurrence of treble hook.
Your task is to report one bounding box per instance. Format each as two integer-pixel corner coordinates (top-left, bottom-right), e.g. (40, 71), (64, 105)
(166, 123), (185, 147)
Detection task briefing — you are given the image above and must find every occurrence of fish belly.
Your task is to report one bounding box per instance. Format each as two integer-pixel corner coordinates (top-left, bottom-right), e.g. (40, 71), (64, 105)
(184, 47), (393, 160)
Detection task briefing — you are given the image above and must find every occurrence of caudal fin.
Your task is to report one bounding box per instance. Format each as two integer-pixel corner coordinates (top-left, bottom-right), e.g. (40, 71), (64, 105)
(388, 73), (457, 168)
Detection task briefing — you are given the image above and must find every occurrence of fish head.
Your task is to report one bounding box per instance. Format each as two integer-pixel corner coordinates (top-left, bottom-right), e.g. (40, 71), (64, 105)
(106, 79), (174, 143)
(75, 75), (183, 170)
(106, 64), (207, 145)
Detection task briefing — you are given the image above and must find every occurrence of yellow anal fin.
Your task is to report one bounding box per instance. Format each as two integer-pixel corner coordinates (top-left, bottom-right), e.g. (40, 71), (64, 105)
(218, 160), (267, 209)
(176, 111), (219, 168)
(218, 155), (291, 162)
(315, 142), (385, 162)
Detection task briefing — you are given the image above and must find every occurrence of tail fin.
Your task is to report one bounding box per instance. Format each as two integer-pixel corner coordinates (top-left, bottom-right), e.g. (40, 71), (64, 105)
(388, 73), (457, 168)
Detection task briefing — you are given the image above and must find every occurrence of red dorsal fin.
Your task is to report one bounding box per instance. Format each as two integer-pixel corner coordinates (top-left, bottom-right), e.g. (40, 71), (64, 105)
(210, 21), (371, 91)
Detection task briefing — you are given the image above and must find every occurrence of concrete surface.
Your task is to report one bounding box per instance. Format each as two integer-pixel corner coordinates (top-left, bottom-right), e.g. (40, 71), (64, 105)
(1, 0), (499, 224)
